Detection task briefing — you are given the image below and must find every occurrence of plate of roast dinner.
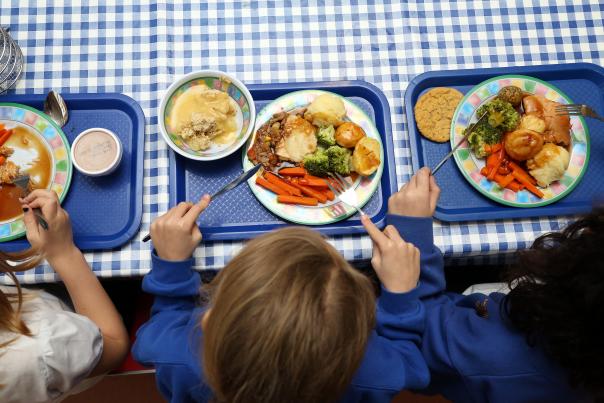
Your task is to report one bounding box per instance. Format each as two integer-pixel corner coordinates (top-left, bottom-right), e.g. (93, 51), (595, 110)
(243, 90), (384, 225)
(450, 75), (589, 207)
(0, 103), (72, 242)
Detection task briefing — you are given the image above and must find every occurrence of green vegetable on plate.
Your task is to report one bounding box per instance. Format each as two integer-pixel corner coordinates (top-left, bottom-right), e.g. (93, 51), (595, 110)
(316, 125), (336, 147)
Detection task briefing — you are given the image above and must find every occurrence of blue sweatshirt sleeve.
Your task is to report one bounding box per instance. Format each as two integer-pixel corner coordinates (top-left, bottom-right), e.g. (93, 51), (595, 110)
(133, 252), (206, 402)
(386, 214), (446, 301)
(346, 286), (430, 402)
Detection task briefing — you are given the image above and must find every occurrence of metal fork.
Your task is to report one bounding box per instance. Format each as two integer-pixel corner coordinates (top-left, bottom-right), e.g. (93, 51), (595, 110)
(555, 104), (604, 122)
(13, 175), (49, 230)
(326, 173), (365, 216)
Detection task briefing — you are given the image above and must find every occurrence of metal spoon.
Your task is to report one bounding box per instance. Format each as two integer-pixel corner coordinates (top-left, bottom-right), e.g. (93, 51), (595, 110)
(43, 90), (68, 127)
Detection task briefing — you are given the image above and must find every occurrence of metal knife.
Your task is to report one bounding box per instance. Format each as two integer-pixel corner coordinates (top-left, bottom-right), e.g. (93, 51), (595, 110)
(431, 112), (489, 175)
(13, 175), (49, 230)
(142, 164), (262, 243)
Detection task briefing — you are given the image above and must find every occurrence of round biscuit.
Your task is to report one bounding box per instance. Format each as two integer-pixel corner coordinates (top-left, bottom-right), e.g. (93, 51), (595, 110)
(413, 87), (463, 143)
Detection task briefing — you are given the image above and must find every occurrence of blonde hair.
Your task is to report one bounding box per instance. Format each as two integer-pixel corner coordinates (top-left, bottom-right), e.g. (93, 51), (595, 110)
(203, 227), (376, 403)
(0, 249), (42, 348)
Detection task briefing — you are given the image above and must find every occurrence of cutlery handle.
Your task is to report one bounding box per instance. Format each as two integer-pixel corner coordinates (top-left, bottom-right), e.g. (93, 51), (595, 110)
(33, 208), (49, 230)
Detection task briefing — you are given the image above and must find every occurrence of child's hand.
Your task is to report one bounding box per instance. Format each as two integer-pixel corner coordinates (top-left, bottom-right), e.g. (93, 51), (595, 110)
(361, 215), (420, 293)
(150, 195), (211, 261)
(388, 167), (440, 217)
(20, 189), (75, 262)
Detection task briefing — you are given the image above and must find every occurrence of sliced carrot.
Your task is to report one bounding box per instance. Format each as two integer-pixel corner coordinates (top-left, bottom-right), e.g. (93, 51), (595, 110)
(508, 161), (537, 185)
(256, 176), (288, 196)
(0, 129), (12, 146)
(299, 177), (329, 188)
(480, 166), (490, 176)
(278, 167), (307, 177)
(264, 172), (302, 196)
(487, 148), (505, 181)
(289, 181), (328, 203)
(322, 188), (335, 201)
(486, 152), (499, 168)
(512, 171), (544, 198)
(277, 195), (318, 206)
(506, 181), (523, 192)
(0, 156), (5, 165)
(494, 173), (515, 188)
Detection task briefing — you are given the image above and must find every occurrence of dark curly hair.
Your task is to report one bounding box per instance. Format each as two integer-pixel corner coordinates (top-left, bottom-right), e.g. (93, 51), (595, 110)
(504, 206), (604, 400)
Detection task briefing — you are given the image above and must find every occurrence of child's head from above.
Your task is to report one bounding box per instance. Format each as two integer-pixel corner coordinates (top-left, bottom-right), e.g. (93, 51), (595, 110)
(0, 249), (41, 347)
(504, 205), (604, 399)
(201, 227), (376, 403)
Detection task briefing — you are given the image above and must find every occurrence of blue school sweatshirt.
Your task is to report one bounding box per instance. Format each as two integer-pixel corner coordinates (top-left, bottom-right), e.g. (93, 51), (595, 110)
(132, 251), (430, 403)
(387, 214), (586, 403)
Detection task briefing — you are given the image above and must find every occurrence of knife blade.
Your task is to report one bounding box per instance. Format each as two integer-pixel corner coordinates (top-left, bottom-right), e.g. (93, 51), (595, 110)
(211, 163), (262, 200)
(431, 112), (489, 175)
(142, 164), (263, 243)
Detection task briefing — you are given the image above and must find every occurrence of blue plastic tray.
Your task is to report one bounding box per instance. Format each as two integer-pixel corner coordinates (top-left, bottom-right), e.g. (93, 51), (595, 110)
(405, 63), (604, 222)
(0, 93), (144, 250)
(169, 80), (396, 241)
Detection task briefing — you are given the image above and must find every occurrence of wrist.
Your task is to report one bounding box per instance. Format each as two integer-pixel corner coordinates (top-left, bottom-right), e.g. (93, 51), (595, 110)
(46, 244), (82, 269)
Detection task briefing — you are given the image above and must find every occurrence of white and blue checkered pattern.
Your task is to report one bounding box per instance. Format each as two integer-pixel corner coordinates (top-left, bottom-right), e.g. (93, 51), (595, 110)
(1, 0), (602, 283)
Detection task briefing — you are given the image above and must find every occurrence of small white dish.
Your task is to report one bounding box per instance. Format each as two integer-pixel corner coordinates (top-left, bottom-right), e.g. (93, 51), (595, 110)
(71, 128), (122, 176)
(158, 70), (256, 161)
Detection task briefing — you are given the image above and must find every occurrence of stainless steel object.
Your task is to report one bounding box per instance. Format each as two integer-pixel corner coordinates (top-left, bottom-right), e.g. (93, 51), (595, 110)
(43, 90), (69, 127)
(0, 27), (24, 94)
(326, 172), (365, 217)
(13, 175), (49, 231)
(431, 112), (489, 175)
(142, 164), (263, 242)
(555, 103), (604, 123)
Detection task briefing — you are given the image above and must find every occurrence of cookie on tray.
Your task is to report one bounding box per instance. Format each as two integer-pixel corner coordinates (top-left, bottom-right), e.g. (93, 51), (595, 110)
(414, 87), (464, 143)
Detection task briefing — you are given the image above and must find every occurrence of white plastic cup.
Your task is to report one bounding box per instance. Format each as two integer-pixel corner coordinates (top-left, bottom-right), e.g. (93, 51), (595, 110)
(71, 128), (123, 176)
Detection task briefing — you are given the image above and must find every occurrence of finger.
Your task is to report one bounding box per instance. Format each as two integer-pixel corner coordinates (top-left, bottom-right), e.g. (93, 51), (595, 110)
(408, 172), (418, 189)
(20, 189), (58, 204)
(25, 198), (58, 219)
(384, 225), (404, 243)
(429, 175), (441, 212)
(361, 214), (389, 248)
(183, 194), (211, 227)
(192, 229), (203, 244)
(170, 202), (194, 219)
(22, 207), (41, 243)
(416, 167), (430, 190)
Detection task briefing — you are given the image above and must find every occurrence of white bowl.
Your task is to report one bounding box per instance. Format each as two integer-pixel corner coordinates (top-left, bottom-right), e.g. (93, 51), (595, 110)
(158, 70), (256, 161)
(71, 128), (122, 176)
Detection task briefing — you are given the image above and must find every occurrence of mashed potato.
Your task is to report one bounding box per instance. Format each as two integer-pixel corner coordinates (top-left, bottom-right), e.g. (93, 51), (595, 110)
(304, 94), (346, 127)
(527, 143), (570, 187)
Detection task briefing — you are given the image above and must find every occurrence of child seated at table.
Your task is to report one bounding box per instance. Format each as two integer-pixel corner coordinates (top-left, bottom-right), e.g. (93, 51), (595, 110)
(0, 190), (129, 403)
(366, 167), (603, 402)
(133, 196), (430, 403)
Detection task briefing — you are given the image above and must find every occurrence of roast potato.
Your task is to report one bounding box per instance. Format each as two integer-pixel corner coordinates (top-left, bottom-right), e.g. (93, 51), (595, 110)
(527, 143), (570, 187)
(504, 129), (544, 161)
(304, 93), (346, 127)
(336, 122), (366, 148)
(352, 137), (381, 176)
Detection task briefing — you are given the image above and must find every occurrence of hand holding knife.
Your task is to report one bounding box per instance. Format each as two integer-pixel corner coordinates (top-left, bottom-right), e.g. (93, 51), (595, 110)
(142, 164), (262, 243)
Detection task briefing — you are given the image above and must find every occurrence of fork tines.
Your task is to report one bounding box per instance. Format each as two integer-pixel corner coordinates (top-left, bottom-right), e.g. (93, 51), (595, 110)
(555, 104), (583, 116)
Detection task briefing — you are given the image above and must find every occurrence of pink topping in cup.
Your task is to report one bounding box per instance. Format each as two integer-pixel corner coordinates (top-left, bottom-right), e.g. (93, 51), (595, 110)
(74, 130), (118, 172)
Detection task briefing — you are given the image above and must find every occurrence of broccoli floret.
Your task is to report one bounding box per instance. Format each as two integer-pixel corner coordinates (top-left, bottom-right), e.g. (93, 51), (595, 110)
(303, 149), (330, 176)
(326, 145), (351, 175)
(476, 98), (520, 132)
(316, 125), (336, 147)
(465, 121), (501, 158)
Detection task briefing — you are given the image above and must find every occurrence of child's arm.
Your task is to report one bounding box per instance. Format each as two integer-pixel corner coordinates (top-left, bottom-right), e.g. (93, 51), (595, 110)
(132, 196), (211, 401)
(385, 168), (447, 300)
(353, 217), (430, 399)
(21, 190), (129, 376)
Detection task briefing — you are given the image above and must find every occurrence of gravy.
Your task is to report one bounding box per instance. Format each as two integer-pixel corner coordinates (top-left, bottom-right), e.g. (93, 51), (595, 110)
(0, 126), (52, 222)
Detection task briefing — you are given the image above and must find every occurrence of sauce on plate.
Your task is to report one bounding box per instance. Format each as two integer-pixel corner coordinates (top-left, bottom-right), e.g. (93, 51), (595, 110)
(0, 126), (52, 222)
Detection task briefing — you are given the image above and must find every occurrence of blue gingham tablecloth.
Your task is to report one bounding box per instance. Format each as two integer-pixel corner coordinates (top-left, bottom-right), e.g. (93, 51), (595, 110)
(1, 1), (602, 283)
